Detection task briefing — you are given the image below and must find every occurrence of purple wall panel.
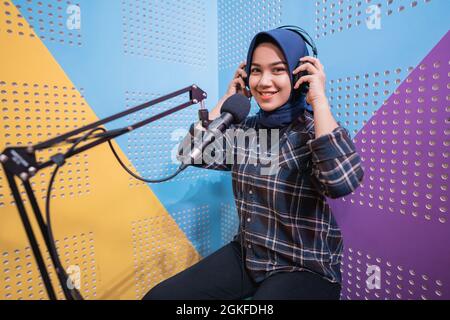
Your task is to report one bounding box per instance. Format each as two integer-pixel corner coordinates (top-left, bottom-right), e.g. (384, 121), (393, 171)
(329, 31), (449, 300)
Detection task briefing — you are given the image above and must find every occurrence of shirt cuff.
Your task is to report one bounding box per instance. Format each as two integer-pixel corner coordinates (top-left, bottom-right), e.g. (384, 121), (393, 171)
(307, 126), (356, 163)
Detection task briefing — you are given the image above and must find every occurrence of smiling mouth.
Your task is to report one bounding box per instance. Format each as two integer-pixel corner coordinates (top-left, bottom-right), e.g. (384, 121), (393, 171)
(258, 91), (279, 99)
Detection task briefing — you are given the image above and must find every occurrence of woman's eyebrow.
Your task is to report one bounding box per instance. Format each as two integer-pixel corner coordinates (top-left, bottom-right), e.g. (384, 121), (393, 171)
(251, 61), (288, 67)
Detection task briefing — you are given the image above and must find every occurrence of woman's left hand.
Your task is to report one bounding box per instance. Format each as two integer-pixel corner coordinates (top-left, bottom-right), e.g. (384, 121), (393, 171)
(292, 56), (328, 108)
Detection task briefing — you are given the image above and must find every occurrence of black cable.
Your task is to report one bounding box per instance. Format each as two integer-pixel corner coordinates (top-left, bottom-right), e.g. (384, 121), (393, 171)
(46, 127), (185, 300)
(46, 165), (83, 300)
(46, 127), (105, 300)
(105, 139), (185, 183)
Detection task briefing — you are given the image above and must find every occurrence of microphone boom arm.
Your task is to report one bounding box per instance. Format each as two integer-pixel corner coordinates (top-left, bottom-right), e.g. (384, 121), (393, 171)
(0, 84), (207, 300)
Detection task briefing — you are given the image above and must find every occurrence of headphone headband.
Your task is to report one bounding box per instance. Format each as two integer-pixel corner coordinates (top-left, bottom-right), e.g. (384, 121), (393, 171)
(276, 25), (318, 57)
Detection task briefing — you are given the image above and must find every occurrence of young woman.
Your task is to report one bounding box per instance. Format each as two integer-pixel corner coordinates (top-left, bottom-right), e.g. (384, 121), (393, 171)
(143, 28), (364, 300)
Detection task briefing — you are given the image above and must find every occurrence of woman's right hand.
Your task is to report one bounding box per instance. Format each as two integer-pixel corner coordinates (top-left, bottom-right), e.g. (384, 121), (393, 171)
(209, 61), (252, 120)
(225, 61), (252, 98)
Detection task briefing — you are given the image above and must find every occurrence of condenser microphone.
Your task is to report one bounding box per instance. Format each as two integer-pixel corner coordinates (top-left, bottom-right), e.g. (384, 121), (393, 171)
(180, 93), (251, 169)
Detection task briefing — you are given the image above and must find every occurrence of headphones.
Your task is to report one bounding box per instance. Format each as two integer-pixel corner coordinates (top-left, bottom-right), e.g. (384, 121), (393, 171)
(244, 25), (318, 99)
(277, 25), (318, 97)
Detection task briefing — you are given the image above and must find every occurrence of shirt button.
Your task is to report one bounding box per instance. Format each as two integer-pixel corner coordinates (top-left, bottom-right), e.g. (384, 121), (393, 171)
(247, 218), (251, 223)
(247, 244), (252, 249)
(249, 190), (253, 195)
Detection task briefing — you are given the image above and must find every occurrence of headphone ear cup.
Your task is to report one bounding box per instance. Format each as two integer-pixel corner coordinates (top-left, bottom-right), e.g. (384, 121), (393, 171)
(294, 61), (310, 96)
(244, 74), (251, 94)
(293, 61), (300, 87)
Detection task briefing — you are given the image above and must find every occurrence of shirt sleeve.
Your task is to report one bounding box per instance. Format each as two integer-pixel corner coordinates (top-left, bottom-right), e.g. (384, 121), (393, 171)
(306, 126), (364, 199)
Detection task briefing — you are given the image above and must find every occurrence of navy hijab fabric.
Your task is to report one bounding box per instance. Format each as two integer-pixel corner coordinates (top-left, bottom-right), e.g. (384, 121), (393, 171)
(245, 29), (313, 129)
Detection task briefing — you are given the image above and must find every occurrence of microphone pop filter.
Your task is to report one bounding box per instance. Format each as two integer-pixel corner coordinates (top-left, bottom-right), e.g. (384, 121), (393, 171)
(220, 93), (251, 124)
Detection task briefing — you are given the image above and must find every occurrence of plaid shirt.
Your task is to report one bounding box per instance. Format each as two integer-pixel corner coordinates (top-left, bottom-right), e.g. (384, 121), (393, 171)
(181, 110), (364, 284)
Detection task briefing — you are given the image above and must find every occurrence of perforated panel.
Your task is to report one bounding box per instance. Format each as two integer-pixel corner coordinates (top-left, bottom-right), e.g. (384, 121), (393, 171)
(220, 202), (239, 244)
(341, 58), (449, 224)
(0, 0), (201, 300)
(171, 205), (212, 257)
(340, 247), (444, 300)
(0, 81), (91, 206)
(124, 91), (212, 184)
(218, 0), (282, 71)
(328, 66), (414, 136)
(1, 0), (35, 37)
(2, 232), (98, 300)
(314, 0), (432, 39)
(328, 28), (450, 300)
(13, 0), (82, 46)
(1, 0), (448, 300)
(122, 0), (207, 66)
(131, 216), (201, 299)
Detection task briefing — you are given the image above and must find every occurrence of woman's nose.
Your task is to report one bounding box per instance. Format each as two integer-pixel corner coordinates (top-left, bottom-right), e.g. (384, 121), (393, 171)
(258, 73), (273, 87)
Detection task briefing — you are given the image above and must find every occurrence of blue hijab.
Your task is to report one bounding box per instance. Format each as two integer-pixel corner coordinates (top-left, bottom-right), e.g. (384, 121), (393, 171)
(245, 29), (313, 129)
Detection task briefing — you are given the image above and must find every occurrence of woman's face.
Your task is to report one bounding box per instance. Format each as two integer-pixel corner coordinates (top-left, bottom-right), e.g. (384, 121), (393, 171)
(249, 42), (292, 112)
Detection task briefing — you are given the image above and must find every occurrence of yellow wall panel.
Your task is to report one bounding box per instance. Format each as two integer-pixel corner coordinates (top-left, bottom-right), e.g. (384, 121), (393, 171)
(0, 0), (200, 300)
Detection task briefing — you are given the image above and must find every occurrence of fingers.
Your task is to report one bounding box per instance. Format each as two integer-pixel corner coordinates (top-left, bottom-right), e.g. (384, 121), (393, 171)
(294, 75), (313, 89)
(292, 61), (319, 76)
(299, 56), (324, 72)
(236, 77), (246, 90)
(230, 77), (246, 93)
(234, 61), (248, 79)
(228, 61), (249, 96)
(236, 68), (247, 79)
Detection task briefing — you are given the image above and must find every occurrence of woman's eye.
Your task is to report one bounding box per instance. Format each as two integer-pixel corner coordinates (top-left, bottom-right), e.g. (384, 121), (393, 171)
(250, 68), (285, 73)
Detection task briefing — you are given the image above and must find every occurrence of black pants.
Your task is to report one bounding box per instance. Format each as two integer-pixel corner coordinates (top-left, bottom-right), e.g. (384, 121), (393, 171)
(143, 241), (341, 300)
